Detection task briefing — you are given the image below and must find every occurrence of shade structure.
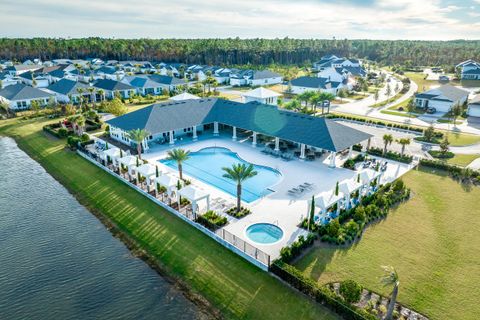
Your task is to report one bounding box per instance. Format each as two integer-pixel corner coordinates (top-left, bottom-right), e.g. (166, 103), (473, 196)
(155, 174), (178, 197)
(339, 179), (362, 195)
(118, 155), (139, 175)
(101, 147), (121, 165)
(314, 190), (344, 212)
(177, 185), (210, 213)
(359, 169), (381, 185)
(136, 163), (159, 185)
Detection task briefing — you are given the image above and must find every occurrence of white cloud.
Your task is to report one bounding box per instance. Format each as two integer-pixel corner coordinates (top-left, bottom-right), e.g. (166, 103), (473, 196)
(0, 0), (478, 40)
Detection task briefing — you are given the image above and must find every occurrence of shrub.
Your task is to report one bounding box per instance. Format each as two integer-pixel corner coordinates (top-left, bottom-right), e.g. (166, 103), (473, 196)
(80, 133), (90, 142)
(339, 280), (363, 304)
(226, 206), (252, 218)
(367, 147), (413, 163)
(353, 206), (366, 223)
(428, 150), (454, 159)
(196, 210), (227, 231)
(326, 219), (340, 237)
(279, 233), (316, 263)
(66, 136), (81, 150)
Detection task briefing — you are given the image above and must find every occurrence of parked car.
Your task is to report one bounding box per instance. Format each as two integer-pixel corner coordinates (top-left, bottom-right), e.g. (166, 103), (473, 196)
(426, 107), (437, 114)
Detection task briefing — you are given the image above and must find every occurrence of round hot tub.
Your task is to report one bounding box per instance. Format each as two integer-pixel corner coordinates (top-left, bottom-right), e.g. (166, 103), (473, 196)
(245, 223), (284, 245)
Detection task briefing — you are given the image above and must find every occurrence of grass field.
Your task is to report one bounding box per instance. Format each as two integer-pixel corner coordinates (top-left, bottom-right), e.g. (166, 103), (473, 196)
(405, 72), (438, 92)
(446, 154), (480, 167)
(294, 167), (480, 320)
(0, 117), (338, 320)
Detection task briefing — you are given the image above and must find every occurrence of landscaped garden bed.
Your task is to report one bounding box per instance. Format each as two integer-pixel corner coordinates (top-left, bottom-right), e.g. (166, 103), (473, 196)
(195, 210), (228, 231)
(366, 147), (413, 164)
(226, 206), (252, 218)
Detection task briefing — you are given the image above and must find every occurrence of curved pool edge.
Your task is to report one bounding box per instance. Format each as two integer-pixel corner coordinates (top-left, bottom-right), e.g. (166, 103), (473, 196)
(244, 223), (285, 246)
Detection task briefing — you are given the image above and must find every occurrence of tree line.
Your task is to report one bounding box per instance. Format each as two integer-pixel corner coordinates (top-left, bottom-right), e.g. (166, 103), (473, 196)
(1, 38), (479, 67)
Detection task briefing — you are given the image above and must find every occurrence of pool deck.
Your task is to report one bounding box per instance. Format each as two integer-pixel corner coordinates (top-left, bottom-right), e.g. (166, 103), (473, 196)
(143, 134), (413, 259)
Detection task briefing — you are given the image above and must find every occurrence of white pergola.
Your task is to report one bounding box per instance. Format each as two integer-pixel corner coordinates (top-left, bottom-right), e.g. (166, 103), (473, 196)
(136, 163), (160, 188)
(339, 178), (363, 208)
(118, 155), (139, 176)
(101, 147), (122, 166)
(177, 185), (210, 214)
(155, 174), (178, 198)
(314, 190), (345, 214)
(359, 169), (382, 195)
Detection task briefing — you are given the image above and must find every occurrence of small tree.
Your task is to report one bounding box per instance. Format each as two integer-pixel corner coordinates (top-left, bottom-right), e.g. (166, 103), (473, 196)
(308, 195), (315, 231)
(339, 280), (363, 304)
(222, 163), (258, 212)
(397, 138), (411, 156)
(104, 98), (127, 116)
(440, 136), (450, 156)
(127, 128), (150, 159)
(373, 90), (379, 104)
(30, 100), (41, 114)
(381, 266), (400, 320)
(382, 134), (393, 155)
(335, 181), (339, 196)
(424, 124), (435, 142)
(385, 83), (392, 101)
(406, 98), (415, 117)
(451, 103), (463, 127)
(167, 148), (191, 180)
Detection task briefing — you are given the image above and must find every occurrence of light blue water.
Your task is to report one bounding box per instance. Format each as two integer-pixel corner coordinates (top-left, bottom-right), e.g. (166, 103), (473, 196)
(246, 223), (284, 244)
(0, 137), (204, 320)
(160, 147), (281, 203)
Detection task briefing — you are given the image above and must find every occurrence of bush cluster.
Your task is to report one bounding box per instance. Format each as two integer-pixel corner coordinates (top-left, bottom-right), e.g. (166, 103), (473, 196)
(326, 114), (424, 134)
(196, 210), (228, 231)
(420, 159), (480, 183)
(279, 234), (316, 263)
(43, 123), (73, 138)
(318, 180), (410, 245)
(339, 280), (363, 304)
(343, 153), (365, 170)
(367, 147), (413, 164)
(226, 206), (252, 218)
(428, 150), (454, 159)
(270, 261), (376, 320)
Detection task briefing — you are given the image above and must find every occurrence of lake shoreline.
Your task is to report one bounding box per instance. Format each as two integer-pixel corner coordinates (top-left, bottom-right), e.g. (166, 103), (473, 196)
(4, 135), (222, 320)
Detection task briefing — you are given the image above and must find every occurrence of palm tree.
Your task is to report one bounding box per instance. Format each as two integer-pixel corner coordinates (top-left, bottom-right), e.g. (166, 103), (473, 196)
(382, 134), (393, 155)
(97, 89), (105, 102)
(127, 129), (150, 159)
(222, 163), (257, 212)
(75, 115), (86, 135)
(381, 266), (400, 320)
(397, 138), (411, 156)
(0, 101), (10, 117)
(167, 148), (190, 180)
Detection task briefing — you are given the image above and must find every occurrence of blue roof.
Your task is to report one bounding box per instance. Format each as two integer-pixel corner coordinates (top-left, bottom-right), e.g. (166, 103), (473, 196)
(106, 98), (371, 152)
(93, 79), (134, 91)
(290, 76), (341, 89)
(0, 83), (51, 100)
(47, 79), (92, 95)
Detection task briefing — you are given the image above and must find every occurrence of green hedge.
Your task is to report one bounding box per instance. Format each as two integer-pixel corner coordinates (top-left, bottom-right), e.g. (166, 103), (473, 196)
(279, 234), (316, 263)
(43, 124), (72, 138)
(270, 261), (376, 320)
(195, 210), (228, 231)
(327, 113), (425, 134)
(420, 159), (480, 180)
(367, 147), (413, 163)
(428, 150), (454, 159)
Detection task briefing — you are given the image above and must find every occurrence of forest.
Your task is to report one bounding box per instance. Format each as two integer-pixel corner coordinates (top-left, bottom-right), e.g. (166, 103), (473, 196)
(1, 38), (479, 67)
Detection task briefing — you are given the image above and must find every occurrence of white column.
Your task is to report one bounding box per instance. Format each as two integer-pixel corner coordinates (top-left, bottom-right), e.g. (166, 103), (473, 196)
(329, 151), (336, 168)
(206, 195), (210, 212)
(300, 144), (306, 159)
(191, 201), (197, 215)
(192, 126), (198, 141)
(232, 127), (237, 141)
(252, 132), (257, 147)
(348, 146), (353, 159)
(169, 131), (174, 145)
(274, 137), (280, 151)
(213, 122), (219, 136)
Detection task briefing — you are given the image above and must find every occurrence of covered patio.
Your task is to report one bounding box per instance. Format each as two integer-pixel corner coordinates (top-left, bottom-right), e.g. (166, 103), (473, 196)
(177, 185), (211, 218)
(118, 155), (140, 180)
(313, 190), (345, 223)
(339, 178), (363, 210)
(136, 163), (160, 191)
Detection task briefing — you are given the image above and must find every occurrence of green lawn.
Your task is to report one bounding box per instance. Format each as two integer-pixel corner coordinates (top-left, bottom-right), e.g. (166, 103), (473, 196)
(405, 72), (437, 92)
(294, 167), (480, 320)
(446, 132), (480, 146)
(0, 117), (338, 320)
(446, 154), (480, 167)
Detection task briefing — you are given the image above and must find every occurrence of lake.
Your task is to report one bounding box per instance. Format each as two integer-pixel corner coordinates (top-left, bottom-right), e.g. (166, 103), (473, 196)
(0, 137), (206, 320)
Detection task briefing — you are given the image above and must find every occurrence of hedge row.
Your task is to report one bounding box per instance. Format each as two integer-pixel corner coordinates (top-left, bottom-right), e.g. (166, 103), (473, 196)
(367, 147), (413, 164)
(279, 234), (316, 263)
(270, 261), (376, 320)
(43, 124), (72, 138)
(420, 159), (480, 179)
(327, 113), (425, 134)
(195, 211), (227, 231)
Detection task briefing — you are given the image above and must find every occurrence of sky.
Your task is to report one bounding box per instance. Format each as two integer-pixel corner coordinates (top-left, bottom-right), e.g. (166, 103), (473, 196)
(1, 0), (480, 40)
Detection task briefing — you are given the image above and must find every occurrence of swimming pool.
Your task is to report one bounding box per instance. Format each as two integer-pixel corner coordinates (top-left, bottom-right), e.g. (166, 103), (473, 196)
(246, 223), (284, 245)
(159, 147), (281, 203)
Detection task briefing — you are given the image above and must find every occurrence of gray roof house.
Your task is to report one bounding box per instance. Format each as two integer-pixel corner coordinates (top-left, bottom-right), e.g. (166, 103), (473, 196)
(0, 83), (54, 110)
(290, 76), (344, 95)
(467, 95), (480, 117)
(106, 98), (371, 154)
(124, 76), (165, 95)
(415, 85), (470, 113)
(455, 60), (480, 80)
(93, 79), (135, 99)
(46, 79), (95, 103)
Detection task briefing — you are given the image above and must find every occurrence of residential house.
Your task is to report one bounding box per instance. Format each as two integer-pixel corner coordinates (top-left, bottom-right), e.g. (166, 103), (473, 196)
(170, 92), (201, 101)
(289, 76), (345, 95)
(0, 72), (21, 88)
(455, 60), (480, 80)
(5, 64), (42, 76)
(0, 83), (55, 110)
(468, 95), (480, 117)
(230, 70), (282, 86)
(93, 79), (135, 99)
(95, 66), (125, 80)
(415, 85), (469, 113)
(46, 79), (95, 104)
(242, 87), (281, 105)
(313, 55), (362, 71)
(148, 74), (185, 92)
(124, 76), (165, 96)
(19, 72), (50, 88)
